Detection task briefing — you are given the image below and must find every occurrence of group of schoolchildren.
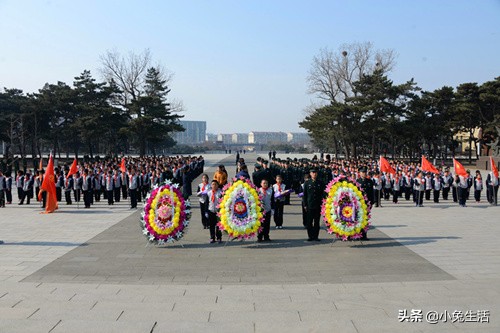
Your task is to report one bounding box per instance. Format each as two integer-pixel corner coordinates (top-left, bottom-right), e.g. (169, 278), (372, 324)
(196, 159), (290, 244)
(0, 155), (205, 210)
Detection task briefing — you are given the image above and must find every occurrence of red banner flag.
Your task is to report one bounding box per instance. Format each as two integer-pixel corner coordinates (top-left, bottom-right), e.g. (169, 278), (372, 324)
(120, 157), (126, 173)
(453, 158), (468, 177)
(421, 155), (439, 174)
(67, 158), (78, 178)
(38, 154), (58, 214)
(491, 156), (499, 179)
(379, 156), (396, 175)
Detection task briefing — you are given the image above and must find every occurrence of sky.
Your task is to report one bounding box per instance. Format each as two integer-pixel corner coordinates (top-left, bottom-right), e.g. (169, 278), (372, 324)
(1, 0), (499, 134)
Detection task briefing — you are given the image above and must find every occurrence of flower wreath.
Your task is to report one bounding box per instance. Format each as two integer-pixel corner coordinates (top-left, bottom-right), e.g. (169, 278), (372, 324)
(321, 176), (371, 240)
(141, 181), (191, 245)
(217, 178), (264, 239)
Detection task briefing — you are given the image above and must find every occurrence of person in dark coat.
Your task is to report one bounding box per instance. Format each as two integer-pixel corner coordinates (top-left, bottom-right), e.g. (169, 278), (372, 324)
(356, 167), (373, 240)
(302, 168), (325, 241)
(182, 165), (193, 200)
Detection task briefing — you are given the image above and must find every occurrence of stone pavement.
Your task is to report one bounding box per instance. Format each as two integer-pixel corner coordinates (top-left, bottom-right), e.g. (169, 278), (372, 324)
(0, 153), (499, 332)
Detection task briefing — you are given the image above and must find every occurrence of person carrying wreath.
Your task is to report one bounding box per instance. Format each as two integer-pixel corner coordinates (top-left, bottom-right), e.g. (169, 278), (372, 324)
(207, 180), (223, 243)
(196, 174), (210, 229)
(258, 179), (274, 242)
(272, 175), (287, 229)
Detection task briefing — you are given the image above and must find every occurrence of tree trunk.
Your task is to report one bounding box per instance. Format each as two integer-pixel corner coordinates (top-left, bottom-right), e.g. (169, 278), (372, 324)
(371, 132), (376, 160)
(468, 130), (473, 164)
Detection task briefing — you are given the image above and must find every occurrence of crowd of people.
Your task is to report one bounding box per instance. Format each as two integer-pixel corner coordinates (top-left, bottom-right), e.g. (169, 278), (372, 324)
(266, 155), (499, 207)
(193, 154), (498, 244)
(1, 152), (498, 245)
(0, 155), (205, 210)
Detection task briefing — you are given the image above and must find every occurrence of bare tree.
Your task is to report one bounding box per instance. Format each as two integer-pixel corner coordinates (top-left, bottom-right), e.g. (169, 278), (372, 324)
(99, 49), (153, 106)
(307, 42), (396, 102)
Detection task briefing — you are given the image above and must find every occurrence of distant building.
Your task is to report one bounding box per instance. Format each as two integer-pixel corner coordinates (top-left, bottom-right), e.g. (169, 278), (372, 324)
(217, 133), (233, 144)
(287, 132), (310, 144)
(248, 132), (287, 144)
(173, 121), (207, 145)
(231, 133), (248, 144)
(205, 133), (217, 143)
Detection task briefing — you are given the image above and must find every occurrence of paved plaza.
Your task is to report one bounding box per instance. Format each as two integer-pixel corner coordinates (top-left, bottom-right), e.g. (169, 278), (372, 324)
(1, 154), (499, 332)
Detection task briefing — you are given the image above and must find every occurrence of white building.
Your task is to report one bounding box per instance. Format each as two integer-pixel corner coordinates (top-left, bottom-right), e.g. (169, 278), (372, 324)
(248, 132), (287, 144)
(217, 133), (233, 144)
(231, 133), (248, 144)
(287, 132), (310, 144)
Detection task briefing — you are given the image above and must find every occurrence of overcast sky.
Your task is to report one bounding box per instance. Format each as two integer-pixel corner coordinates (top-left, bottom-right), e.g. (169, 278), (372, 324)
(1, 0), (499, 134)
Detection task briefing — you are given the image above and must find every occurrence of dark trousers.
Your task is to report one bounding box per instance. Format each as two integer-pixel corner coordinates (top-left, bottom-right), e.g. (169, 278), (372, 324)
(56, 187), (62, 202)
(94, 189), (101, 202)
(442, 187), (450, 200)
(383, 188), (391, 200)
(425, 189), (431, 201)
(74, 189), (81, 202)
(433, 190), (440, 203)
(208, 211), (222, 240)
(107, 190), (114, 205)
(114, 188), (121, 202)
(458, 187), (467, 206)
(200, 201), (209, 228)
(474, 190), (481, 202)
(302, 205), (307, 228)
(5, 189), (12, 203)
(258, 212), (271, 240)
(17, 187), (24, 200)
(392, 190), (400, 203)
(487, 185), (499, 204)
(65, 190), (72, 204)
(274, 201), (284, 227)
(306, 208), (321, 240)
(142, 185), (150, 200)
(0, 190), (5, 207)
(452, 187), (458, 202)
(129, 188), (137, 208)
(122, 185), (128, 199)
(83, 190), (91, 208)
(41, 191), (47, 208)
(415, 190), (424, 206)
(373, 189), (381, 207)
(404, 187), (412, 200)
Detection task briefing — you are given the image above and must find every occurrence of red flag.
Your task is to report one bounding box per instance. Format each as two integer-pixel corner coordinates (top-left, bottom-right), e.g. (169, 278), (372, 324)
(421, 155), (439, 174)
(379, 156), (396, 175)
(38, 154), (58, 214)
(120, 158), (126, 173)
(491, 156), (499, 179)
(67, 158), (78, 178)
(453, 158), (467, 177)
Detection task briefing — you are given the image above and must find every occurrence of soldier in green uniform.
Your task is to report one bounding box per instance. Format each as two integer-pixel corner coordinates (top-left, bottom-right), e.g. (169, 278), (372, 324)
(356, 166), (373, 240)
(302, 168), (326, 241)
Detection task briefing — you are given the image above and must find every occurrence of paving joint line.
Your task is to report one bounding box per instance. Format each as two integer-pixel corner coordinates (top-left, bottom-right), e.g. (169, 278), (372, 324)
(27, 307), (40, 319)
(116, 310), (124, 321)
(11, 299), (22, 308)
(350, 319), (360, 333)
(48, 319), (62, 333)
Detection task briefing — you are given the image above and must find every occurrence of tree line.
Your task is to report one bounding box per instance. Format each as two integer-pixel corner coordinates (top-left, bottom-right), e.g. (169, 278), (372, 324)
(300, 42), (500, 163)
(0, 49), (184, 161)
